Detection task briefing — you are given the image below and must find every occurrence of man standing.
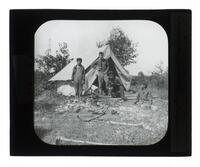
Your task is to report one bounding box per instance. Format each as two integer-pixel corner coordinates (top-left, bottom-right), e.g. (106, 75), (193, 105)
(72, 58), (85, 97)
(94, 52), (109, 95)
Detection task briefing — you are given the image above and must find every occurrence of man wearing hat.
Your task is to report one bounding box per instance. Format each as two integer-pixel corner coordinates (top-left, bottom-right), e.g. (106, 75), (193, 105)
(71, 58), (85, 97)
(93, 51), (109, 95)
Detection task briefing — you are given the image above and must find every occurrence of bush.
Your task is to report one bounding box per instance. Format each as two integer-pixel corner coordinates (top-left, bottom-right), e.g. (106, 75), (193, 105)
(34, 70), (57, 97)
(34, 42), (72, 97)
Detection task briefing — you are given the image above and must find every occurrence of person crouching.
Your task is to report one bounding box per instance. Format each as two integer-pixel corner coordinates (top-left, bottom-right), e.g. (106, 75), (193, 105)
(71, 58), (85, 97)
(107, 71), (127, 100)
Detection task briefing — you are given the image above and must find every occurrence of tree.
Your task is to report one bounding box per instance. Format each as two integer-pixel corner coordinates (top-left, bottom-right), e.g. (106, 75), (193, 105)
(150, 61), (168, 89)
(97, 27), (138, 66)
(35, 42), (73, 78)
(138, 71), (145, 78)
(34, 42), (73, 95)
(154, 61), (165, 76)
(137, 71), (146, 85)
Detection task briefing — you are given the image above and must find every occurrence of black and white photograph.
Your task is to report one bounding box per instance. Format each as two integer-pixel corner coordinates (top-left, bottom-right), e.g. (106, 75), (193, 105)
(34, 20), (168, 145)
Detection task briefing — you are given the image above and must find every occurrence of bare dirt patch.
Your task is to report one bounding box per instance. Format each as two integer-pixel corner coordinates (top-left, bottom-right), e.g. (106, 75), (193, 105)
(34, 91), (168, 145)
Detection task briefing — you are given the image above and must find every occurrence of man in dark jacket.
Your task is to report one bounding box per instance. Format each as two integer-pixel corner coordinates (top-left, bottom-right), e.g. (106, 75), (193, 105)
(72, 58), (85, 97)
(93, 52), (109, 95)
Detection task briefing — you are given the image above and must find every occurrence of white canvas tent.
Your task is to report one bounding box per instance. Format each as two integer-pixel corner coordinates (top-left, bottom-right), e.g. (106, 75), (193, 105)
(49, 46), (106, 81)
(49, 45), (132, 92)
(49, 57), (88, 81)
(84, 46), (131, 91)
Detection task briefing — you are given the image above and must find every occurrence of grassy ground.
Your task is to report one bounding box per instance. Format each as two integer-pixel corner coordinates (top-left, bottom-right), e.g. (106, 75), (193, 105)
(34, 90), (168, 145)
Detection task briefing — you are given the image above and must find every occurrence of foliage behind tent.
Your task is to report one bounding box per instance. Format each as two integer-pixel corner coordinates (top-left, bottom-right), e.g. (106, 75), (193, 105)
(97, 27), (138, 67)
(35, 42), (72, 96)
(130, 62), (168, 99)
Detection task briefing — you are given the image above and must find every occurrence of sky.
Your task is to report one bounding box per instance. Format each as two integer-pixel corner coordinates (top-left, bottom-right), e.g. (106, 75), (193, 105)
(35, 20), (168, 75)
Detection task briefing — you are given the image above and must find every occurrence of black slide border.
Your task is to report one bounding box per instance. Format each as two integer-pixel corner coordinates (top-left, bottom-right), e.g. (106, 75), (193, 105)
(10, 10), (191, 156)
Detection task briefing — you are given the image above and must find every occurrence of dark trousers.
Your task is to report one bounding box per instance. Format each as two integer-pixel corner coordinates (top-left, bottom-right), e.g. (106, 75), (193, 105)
(74, 81), (83, 97)
(97, 71), (108, 94)
(111, 85), (125, 98)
